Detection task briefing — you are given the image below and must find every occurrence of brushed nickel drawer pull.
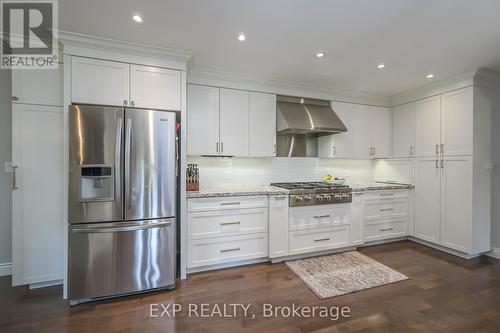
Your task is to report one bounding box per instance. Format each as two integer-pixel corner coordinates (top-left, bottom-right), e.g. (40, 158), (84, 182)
(379, 227), (394, 232)
(220, 247), (240, 253)
(379, 193), (395, 196)
(314, 237), (331, 242)
(274, 196), (286, 200)
(221, 202), (241, 206)
(220, 221), (240, 226)
(313, 215), (331, 218)
(379, 208), (394, 211)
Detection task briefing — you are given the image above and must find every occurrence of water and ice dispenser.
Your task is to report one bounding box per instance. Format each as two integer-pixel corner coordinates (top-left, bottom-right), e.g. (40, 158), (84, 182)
(79, 165), (114, 202)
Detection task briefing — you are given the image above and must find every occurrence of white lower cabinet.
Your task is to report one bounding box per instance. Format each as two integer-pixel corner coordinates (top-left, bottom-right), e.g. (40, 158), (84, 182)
(268, 195), (289, 258)
(350, 192), (364, 246)
(289, 227), (349, 255)
(187, 196), (269, 270)
(12, 104), (63, 286)
(362, 190), (410, 242)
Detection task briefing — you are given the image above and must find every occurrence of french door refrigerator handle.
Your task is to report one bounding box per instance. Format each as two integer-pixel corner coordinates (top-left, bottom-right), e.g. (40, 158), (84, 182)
(71, 220), (172, 233)
(115, 117), (123, 214)
(124, 118), (132, 212)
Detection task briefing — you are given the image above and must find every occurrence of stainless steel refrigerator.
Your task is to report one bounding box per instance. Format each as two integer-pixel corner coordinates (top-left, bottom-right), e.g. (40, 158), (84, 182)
(68, 105), (176, 304)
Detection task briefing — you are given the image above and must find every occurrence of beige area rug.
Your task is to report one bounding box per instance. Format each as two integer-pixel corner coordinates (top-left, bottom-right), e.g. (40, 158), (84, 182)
(286, 251), (409, 299)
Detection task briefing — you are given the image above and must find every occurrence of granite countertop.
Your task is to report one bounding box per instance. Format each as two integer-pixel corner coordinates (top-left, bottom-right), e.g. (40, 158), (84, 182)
(349, 181), (415, 192)
(186, 185), (290, 198)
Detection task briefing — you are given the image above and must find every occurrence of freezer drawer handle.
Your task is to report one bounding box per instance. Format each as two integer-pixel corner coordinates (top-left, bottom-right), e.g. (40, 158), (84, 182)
(220, 247), (240, 253)
(220, 221), (240, 226)
(379, 227), (394, 232)
(314, 237), (331, 242)
(71, 221), (172, 233)
(313, 215), (331, 219)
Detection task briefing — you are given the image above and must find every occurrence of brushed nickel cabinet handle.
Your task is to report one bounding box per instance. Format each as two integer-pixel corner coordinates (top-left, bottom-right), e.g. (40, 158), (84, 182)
(12, 165), (19, 190)
(332, 146), (336, 156)
(124, 100), (128, 105)
(220, 221), (240, 226)
(379, 193), (394, 196)
(220, 247), (240, 253)
(441, 159), (444, 168)
(436, 159), (439, 169)
(216, 142), (219, 153)
(313, 215), (331, 219)
(12, 96), (19, 102)
(435, 144), (439, 154)
(379, 208), (394, 211)
(220, 202), (241, 206)
(379, 227), (394, 232)
(273, 144), (276, 154)
(409, 146), (414, 155)
(131, 100), (135, 106)
(314, 237), (331, 242)
(221, 142), (224, 153)
(440, 144), (444, 155)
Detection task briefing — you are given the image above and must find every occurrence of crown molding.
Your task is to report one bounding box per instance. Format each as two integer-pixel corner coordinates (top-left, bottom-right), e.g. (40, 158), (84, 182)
(58, 30), (193, 70)
(390, 67), (500, 107)
(187, 68), (391, 107)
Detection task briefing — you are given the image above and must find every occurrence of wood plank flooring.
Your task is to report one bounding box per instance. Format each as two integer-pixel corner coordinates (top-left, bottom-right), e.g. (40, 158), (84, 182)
(2, 241), (500, 332)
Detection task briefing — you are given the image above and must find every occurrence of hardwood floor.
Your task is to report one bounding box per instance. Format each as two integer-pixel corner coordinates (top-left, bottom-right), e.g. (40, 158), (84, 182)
(2, 241), (500, 332)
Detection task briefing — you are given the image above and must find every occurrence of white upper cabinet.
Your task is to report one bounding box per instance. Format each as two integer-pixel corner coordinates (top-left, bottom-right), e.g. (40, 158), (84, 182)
(249, 92), (276, 157)
(319, 102), (390, 159)
(441, 87), (473, 156)
(130, 64), (181, 110)
(187, 85), (220, 155)
(392, 103), (414, 158)
(71, 57), (130, 106)
(12, 67), (63, 106)
(219, 88), (249, 156)
(370, 106), (392, 158)
(414, 96), (441, 157)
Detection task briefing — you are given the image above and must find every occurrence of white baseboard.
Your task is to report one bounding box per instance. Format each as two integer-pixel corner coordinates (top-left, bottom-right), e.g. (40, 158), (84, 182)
(487, 248), (500, 260)
(0, 263), (12, 276)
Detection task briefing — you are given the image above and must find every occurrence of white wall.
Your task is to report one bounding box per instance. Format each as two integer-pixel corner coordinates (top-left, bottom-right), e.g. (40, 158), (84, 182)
(492, 84), (500, 250)
(0, 69), (11, 265)
(186, 156), (374, 188)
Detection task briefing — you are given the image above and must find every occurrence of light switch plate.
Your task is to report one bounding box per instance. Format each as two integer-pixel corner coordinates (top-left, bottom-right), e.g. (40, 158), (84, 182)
(4, 162), (13, 173)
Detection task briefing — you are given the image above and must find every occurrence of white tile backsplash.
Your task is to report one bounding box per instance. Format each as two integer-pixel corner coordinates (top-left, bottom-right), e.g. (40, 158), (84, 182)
(187, 156), (374, 189)
(373, 159), (414, 184)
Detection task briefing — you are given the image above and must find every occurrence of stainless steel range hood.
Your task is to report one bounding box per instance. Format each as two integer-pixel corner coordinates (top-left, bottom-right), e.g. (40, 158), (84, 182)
(276, 95), (347, 135)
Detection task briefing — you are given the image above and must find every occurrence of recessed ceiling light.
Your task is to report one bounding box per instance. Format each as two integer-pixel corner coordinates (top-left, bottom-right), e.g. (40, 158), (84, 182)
(238, 33), (246, 41)
(426, 73), (435, 79)
(316, 52), (325, 58)
(377, 63), (385, 69)
(132, 14), (143, 23)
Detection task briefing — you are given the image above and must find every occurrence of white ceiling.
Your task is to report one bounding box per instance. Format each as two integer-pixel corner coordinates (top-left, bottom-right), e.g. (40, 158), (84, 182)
(60, 0), (500, 97)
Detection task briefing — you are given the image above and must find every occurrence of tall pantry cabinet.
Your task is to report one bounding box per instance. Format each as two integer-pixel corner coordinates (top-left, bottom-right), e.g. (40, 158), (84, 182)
(413, 86), (493, 255)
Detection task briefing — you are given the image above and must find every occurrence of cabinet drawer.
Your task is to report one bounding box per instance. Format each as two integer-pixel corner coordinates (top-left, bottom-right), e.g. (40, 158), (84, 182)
(363, 200), (408, 221)
(364, 219), (407, 241)
(290, 204), (350, 231)
(188, 195), (268, 212)
(289, 227), (349, 255)
(187, 233), (268, 268)
(364, 190), (409, 202)
(188, 208), (268, 240)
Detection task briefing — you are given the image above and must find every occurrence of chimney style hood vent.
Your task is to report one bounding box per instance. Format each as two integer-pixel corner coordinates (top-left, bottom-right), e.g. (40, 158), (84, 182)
(276, 95), (347, 135)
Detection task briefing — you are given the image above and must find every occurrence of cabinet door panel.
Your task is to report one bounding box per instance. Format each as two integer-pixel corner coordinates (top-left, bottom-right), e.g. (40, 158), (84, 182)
(187, 85), (219, 155)
(414, 157), (441, 244)
(12, 104), (63, 286)
(415, 96), (441, 157)
(350, 192), (364, 246)
(441, 87), (473, 156)
(12, 67), (62, 106)
(249, 92), (276, 157)
(219, 88), (249, 156)
(71, 57), (129, 106)
(392, 103), (414, 158)
(371, 106), (392, 158)
(327, 102), (353, 158)
(268, 196), (289, 258)
(130, 65), (181, 110)
(440, 156), (473, 252)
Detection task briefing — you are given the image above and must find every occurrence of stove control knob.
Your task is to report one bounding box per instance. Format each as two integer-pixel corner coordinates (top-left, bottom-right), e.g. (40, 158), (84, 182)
(324, 195), (332, 200)
(295, 196), (303, 202)
(342, 194), (350, 200)
(304, 196), (312, 201)
(316, 195), (323, 201)
(334, 194), (342, 200)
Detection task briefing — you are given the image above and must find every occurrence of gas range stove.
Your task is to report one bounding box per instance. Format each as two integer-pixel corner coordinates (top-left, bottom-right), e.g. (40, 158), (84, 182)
(270, 182), (352, 207)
